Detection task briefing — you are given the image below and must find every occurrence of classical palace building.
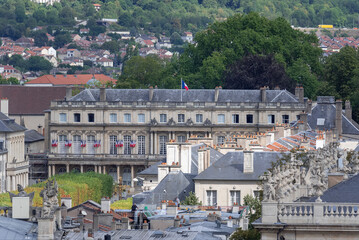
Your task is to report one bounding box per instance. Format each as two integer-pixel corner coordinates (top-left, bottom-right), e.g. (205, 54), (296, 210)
(45, 86), (307, 188)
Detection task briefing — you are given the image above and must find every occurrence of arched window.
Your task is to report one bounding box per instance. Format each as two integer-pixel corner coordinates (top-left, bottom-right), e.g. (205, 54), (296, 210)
(73, 135), (81, 154)
(87, 135), (95, 155)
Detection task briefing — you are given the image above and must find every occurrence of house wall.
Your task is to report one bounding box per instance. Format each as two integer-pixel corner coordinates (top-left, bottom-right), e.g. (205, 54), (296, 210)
(194, 180), (260, 206)
(26, 141), (45, 154)
(11, 115), (45, 132)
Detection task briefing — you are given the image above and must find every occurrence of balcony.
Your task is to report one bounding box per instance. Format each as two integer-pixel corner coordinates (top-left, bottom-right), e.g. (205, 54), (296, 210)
(48, 153), (165, 162)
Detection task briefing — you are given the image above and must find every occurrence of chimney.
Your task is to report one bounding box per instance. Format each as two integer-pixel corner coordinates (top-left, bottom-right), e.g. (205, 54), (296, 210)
(298, 112), (308, 132)
(328, 173), (344, 188)
(307, 100), (312, 114)
(88, 228), (94, 238)
(65, 87), (72, 100)
(101, 197), (111, 213)
(158, 165), (170, 183)
(214, 87), (219, 102)
(77, 212), (84, 230)
(274, 86), (280, 90)
(174, 216), (180, 228)
(61, 196), (72, 208)
(0, 98), (9, 116)
(100, 87), (106, 101)
(121, 217), (129, 230)
(260, 87), (266, 102)
(149, 86), (154, 101)
(243, 151), (254, 173)
(295, 85), (304, 103)
(335, 99), (342, 137)
(93, 213), (99, 231)
(345, 100), (352, 120)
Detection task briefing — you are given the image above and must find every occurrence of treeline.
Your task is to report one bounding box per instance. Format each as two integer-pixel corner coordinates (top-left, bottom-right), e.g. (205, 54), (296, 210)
(117, 13), (359, 122)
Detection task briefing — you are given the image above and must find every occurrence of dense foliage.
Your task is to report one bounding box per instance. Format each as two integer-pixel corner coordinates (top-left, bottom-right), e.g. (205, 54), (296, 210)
(111, 197), (133, 209)
(181, 191), (202, 205)
(1, 54), (53, 73)
(0, 172), (113, 207)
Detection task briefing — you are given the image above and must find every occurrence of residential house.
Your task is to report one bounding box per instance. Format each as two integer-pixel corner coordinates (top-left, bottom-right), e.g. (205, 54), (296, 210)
(181, 32), (193, 43)
(96, 57), (113, 67)
(67, 49), (81, 58)
(93, 3), (101, 11)
(79, 29), (90, 35)
(15, 37), (34, 48)
(33, 46), (56, 57)
(71, 34), (81, 42)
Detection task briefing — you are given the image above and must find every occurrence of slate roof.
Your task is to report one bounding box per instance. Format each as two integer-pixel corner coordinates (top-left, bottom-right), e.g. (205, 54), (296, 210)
(307, 96), (359, 135)
(0, 86), (66, 115)
(0, 216), (37, 240)
(133, 171), (195, 206)
(69, 89), (300, 103)
(0, 113), (26, 132)
(25, 130), (44, 143)
(307, 173), (359, 203)
(138, 161), (163, 175)
(194, 152), (283, 181)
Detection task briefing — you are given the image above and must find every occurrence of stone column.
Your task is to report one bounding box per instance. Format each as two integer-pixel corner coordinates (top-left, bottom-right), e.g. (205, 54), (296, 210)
(25, 173), (28, 186)
(12, 176), (16, 191)
(66, 164), (70, 173)
(117, 165), (120, 183)
(98, 166), (102, 174)
(131, 165), (135, 188)
(94, 165), (98, 173)
(103, 166), (106, 174)
(52, 165), (55, 176)
(150, 132), (153, 155)
(48, 165), (52, 178)
(80, 165), (83, 173)
(154, 132), (157, 154)
(6, 176), (10, 192)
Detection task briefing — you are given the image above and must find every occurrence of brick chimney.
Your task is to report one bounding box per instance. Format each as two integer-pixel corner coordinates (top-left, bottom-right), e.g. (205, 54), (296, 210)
(214, 87), (219, 102)
(260, 87), (266, 102)
(335, 99), (342, 137)
(345, 100), (352, 120)
(100, 87), (106, 101)
(0, 98), (9, 116)
(101, 197), (111, 213)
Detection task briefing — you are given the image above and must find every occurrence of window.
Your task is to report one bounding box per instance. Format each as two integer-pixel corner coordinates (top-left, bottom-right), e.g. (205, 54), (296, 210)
(217, 114), (225, 124)
(217, 136), (225, 145)
(317, 118), (325, 126)
(73, 135), (81, 154)
(110, 135), (118, 155)
(138, 114), (145, 123)
(232, 114), (239, 123)
(88, 113), (95, 122)
(59, 113), (67, 123)
(178, 114), (185, 123)
(246, 114), (253, 123)
(159, 135), (167, 155)
(282, 115), (289, 124)
(138, 136), (145, 155)
(253, 190), (261, 199)
(124, 114), (131, 123)
(177, 136), (186, 142)
(122, 167), (131, 186)
(268, 114), (275, 124)
(230, 190), (241, 206)
(0, 140), (4, 151)
(109, 113), (117, 123)
(74, 113), (81, 122)
(160, 114), (167, 123)
(196, 114), (203, 123)
(59, 135), (67, 154)
(206, 190), (217, 206)
(87, 135), (95, 155)
(124, 135), (132, 155)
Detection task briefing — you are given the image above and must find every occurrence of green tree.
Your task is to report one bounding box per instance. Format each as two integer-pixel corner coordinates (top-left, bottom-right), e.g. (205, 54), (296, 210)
(54, 33), (71, 49)
(0, 76), (20, 85)
(34, 31), (48, 47)
(170, 32), (183, 45)
(27, 56), (53, 72)
(15, 2), (26, 23)
(181, 191), (201, 205)
(101, 40), (120, 54)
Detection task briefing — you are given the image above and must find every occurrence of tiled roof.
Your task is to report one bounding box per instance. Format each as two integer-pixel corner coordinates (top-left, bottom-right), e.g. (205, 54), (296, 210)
(25, 74), (116, 86)
(0, 86), (66, 115)
(266, 131), (318, 152)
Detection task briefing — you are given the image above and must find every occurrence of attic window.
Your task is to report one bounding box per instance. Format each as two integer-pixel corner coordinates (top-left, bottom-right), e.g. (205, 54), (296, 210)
(317, 118), (325, 126)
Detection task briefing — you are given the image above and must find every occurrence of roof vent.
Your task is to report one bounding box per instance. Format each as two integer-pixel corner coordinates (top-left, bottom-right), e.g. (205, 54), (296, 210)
(151, 230), (165, 238)
(119, 236), (132, 239)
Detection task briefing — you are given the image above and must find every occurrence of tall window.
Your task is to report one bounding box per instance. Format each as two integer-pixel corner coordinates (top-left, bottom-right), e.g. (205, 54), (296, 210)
(232, 114), (239, 123)
(88, 113), (95, 122)
(138, 136), (145, 155)
(253, 190), (261, 199)
(178, 114), (185, 123)
(268, 114), (275, 124)
(109, 113), (117, 123)
(74, 113), (81, 122)
(73, 135), (81, 154)
(217, 136), (225, 145)
(196, 114), (203, 123)
(110, 135), (118, 155)
(160, 114), (167, 123)
(124, 114), (131, 123)
(230, 190), (241, 206)
(178, 135), (186, 142)
(138, 114), (145, 123)
(87, 135), (95, 155)
(59, 113), (67, 123)
(124, 135), (132, 154)
(246, 114), (253, 123)
(59, 135), (67, 154)
(159, 135), (167, 155)
(282, 115), (289, 124)
(217, 114), (225, 124)
(207, 190), (217, 206)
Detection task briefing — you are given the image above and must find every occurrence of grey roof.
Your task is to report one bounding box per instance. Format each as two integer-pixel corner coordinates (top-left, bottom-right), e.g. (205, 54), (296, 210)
(308, 173), (359, 203)
(0, 216), (37, 240)
(25, 130), (44, 143)
(0, 113), (26, 133)
(138, 161), (162, 175)
(133, 171), (195, 206)
(70, 89), (300, 103)
(194, 152), (283, 181)
(308, 98), (359, 135)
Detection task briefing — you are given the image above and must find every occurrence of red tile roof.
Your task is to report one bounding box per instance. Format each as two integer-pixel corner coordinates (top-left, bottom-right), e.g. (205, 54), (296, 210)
(0, 86), (66, 115)
(26, 74), (116, 86)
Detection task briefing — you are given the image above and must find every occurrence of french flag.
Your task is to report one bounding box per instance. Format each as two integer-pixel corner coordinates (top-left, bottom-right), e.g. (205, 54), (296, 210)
(181, 80), (189, 91)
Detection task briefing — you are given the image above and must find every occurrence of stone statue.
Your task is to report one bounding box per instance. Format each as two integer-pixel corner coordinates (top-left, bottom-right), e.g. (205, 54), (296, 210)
(40, 179), (59, 218)
(167, 118), (176, 126)
(8, 184), (35, 203)
(186, 118), (194, 126)
(150, 118), (158, 126)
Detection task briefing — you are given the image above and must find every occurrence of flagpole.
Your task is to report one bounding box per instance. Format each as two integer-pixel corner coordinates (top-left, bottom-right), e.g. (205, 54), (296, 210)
(181, 78), (183, 102)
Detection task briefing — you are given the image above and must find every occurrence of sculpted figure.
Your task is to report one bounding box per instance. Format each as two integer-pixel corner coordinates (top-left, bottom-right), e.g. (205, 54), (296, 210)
(40, 179), (59, 218)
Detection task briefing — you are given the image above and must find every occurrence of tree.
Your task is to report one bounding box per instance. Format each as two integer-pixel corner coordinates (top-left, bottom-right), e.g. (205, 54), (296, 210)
(101, 40), (120, 54)
(27, 56), (53, 72)
(15, 3), (26, 23)
(54, 33), (71, 49)
(34, 31), (48, 47)
(224, 54), (295, 92)
(170, 32), (183, 45)
(0, 76), (20, 85)
(181, 192), (201, 205)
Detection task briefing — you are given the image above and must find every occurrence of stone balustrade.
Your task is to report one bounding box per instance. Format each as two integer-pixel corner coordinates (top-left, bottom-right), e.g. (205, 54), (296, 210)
(263, 201), (359, 225)
(48, 153), (165, 161)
